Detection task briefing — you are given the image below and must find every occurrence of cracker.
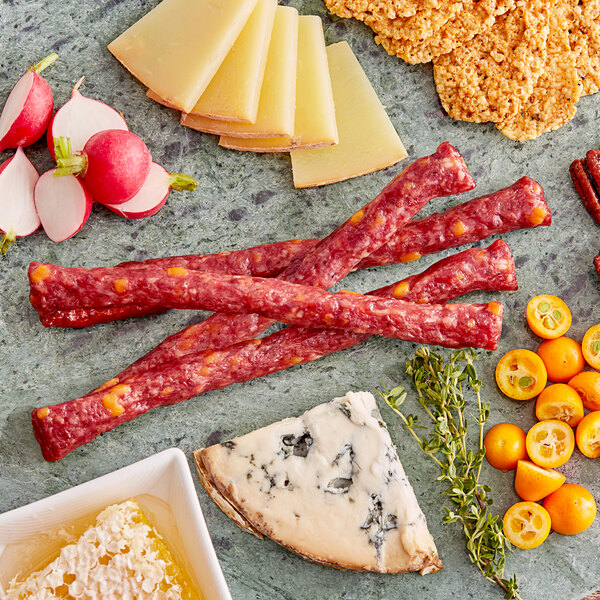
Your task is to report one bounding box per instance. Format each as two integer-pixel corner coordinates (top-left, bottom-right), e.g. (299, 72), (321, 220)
(432, 0), (549, 122)
(325, 0), (461, 45)
(325, 0), (422, 21)
(498, 0), (582, 140)
(377, 0), (515, 63)
(567, 0), (600, 96)
(363, 0), (464, 44)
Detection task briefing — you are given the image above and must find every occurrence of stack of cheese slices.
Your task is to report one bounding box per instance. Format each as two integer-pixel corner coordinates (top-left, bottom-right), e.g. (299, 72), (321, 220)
(108, 0), (407, 188)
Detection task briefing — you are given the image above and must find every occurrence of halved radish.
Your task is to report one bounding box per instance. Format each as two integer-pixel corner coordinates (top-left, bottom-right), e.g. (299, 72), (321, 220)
(0, 147), (40, 254)
(103, 162), (198, 218)
(0, 54), (58, 153)
(47, 77), (128, 160)
(54, 130), (151, 205)
(34, 169), (92, 242)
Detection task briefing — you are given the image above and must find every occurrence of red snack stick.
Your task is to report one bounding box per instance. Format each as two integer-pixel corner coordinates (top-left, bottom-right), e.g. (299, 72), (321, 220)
(594, 252), (600, 277)
(37, 176), (547, 328)
(37, 238), (319, 328)
(32, 240), (515, 461)
(570, 153), (600, 226)
(28, 261), (503, 349)
(116, 238), (319, 273)
(359, 176), (549, 268)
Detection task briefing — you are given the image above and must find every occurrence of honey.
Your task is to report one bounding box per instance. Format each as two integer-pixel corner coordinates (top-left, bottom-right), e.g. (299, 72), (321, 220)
(0, 495), (203, 599)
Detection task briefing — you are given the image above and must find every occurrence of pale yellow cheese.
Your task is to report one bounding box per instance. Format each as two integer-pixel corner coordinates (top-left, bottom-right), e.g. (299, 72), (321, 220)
(219, 15), (338, 152)
(180, 5), (298, 138)
(291, 42), (407, 188)
(148, 0), (276, 123)
(108, 0), (258, 113)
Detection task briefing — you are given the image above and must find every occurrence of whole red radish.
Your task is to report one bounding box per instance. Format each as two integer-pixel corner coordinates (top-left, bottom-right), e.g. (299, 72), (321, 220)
(54, 130), (151, 205)
(0, 54), (58, 153)
(34, 169), (92, 242)
(104, 162), (197, 219)
(47, 77), (128, 160)
(0, 147), (40, 254)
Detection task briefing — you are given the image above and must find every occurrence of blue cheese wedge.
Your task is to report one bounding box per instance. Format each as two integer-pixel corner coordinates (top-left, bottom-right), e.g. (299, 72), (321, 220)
(194, 391), (442, 574)
(3, 499), (198, 600)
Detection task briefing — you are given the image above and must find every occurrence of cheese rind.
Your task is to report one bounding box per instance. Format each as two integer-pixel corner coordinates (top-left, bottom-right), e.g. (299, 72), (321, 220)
(194, 391), (442, 574)
(180, 5), (298, 138)
(291, 41), (408, 188)
(108, 0), (258, 113)
(3, 499), (199, 600)
(218, 15), (338, 151)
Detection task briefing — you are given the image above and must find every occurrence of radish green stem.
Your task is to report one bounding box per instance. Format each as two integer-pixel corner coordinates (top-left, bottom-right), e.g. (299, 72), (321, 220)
(0, 232), (16, 256)
(54, 136), (73, 162)
(31, 53), (58, 74)
(54, 136), (87, 177)
(169, 173), (198, 192)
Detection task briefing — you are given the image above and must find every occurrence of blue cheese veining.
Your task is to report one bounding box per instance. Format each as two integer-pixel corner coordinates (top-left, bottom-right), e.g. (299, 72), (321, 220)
(194, 391), (442, 574)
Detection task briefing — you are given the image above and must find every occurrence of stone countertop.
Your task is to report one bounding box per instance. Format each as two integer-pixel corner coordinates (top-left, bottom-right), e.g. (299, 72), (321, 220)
(1, 1), (600, 599)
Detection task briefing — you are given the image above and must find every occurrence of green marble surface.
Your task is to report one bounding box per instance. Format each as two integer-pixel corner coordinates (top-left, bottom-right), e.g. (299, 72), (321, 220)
(1, 1), (600, 598)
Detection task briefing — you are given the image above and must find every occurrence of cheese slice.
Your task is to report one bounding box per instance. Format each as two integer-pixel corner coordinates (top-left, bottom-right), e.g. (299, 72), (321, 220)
(108, 0), (258, 113)
(194, 391), (442, 574)
(3, 499), (199, 600)
(147, 0), (276, 123)
(291, 42), (408, 188)
(219, 15), (338, 152)
(180, 5), (298, 138)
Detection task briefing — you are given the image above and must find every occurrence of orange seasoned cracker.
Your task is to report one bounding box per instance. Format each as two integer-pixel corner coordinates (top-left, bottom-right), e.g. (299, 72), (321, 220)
(567, 0), (600, 96)
(325, 0), (422, 21)
(325, 0), (463, 45)
(498, 0), (582, 140)
(377, 0), (514, 63)
(364, 0), (464, 44)
(432, 0), (549, 122)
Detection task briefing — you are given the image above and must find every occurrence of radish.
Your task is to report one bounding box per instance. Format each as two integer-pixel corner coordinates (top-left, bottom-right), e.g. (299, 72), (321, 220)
(34, 169), (92, 242)
(0, 147), (40, 254)
(54, 130), (151, 205)
(0, 54), (58, 153)
(103, 162), (198, 219)
(47, 77), (128, 160)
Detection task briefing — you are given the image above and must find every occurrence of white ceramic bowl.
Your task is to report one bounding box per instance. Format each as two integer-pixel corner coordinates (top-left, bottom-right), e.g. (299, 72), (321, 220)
(0, 448), (232, 600)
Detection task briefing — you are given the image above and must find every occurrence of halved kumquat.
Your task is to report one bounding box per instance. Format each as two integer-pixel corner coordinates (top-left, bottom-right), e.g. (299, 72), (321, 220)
(503, 501), (551, 549)
(582, 324), (600, 370)
(526, 419), (574, 468)
(535, 383), (584, 427)
(495, 349), (547, 400)
(569, 371), (600, 411)
(536, 337), (585, 383)
(543, 484), (597, 535)
(575, 411), (600, 458)
(483, 423), (528, 471)
(514, 460), (566, 502)
(526, 295), (571, 339)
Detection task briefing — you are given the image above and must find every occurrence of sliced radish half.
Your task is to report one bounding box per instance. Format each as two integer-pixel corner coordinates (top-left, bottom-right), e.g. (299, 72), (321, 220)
(34, 169), (93, 242)
(0, 54), (58, 152)
(47, 77), (128, 159)
(0, 147), (40, 253)
(103, 162), (198, 219)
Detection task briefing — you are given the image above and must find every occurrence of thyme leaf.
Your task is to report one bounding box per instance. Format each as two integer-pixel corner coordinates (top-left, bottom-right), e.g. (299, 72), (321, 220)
(378, 347), (522, 600)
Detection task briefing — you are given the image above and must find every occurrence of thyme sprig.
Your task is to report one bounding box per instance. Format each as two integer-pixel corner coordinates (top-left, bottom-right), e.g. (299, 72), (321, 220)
(378, 347), (522, 600)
